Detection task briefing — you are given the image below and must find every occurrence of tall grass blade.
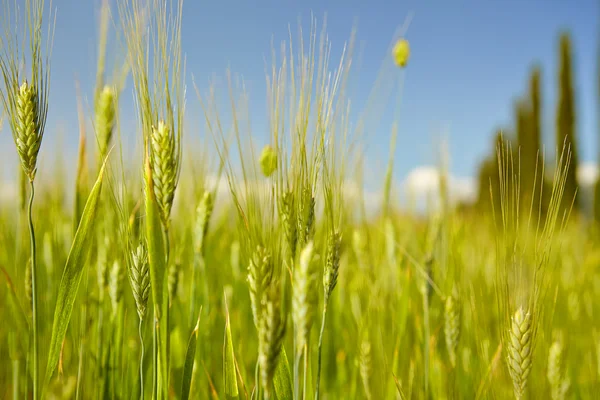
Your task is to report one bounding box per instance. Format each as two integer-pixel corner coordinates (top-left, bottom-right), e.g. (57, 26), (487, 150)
(181, 310), (201, 400)
(273, 346), (293, 400)
(224, 301), (239, 399)
(45, 158), (108, 382)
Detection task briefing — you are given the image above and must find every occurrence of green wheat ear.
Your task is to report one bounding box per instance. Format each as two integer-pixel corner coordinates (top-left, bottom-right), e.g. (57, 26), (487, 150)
(258, 283), (286, 398)
(109, 260), (125, 317)
(16, 81), (42, 181)
(150, 120), (178, 227)
(194, 190), (214, 255)
(292, 241), (317, 355)
(129, 243), (150, 321)
(507, 307), (533, 399)
(248, 245), (274, 328)
(279, 190), (297, 259)
(444, 293), (461, 368)
(547, 332), (569, 400)
(323, 230), (342, 302)
(95, 85), (116, 160)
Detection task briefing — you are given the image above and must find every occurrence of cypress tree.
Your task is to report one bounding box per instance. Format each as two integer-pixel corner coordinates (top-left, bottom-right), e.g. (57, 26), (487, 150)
(528, 68), (544, 215)
(476, 130), (508, 219)
(556, 32), (579, 214)
(516, 99), (534, 212)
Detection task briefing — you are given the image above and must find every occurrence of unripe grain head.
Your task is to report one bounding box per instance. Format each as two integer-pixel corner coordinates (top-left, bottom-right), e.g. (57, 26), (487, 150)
(507, 307), (533, 399)
(129, 243), (150, 321)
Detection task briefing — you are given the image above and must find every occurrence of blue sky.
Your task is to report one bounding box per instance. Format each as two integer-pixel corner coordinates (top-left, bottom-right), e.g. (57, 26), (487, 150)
(1, 0), (598, 199)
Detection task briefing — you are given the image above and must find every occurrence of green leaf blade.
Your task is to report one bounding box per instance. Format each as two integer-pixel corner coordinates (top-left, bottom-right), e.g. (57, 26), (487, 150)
(273, 346), (293, 400)
(224, 308), (239, 399)
(45, 160), (107, 383)
(181, 311), (201, 400)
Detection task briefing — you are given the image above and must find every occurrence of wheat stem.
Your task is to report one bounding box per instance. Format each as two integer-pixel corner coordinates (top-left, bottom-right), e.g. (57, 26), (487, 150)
(12, 359), (19, 400)
(139, 319), (145, 400)
(28, 180), (39, 399)
(315, 301), (328, 400)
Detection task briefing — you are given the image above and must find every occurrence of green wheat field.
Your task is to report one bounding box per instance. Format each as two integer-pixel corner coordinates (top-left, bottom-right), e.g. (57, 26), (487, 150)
(1, 0), (599, 399)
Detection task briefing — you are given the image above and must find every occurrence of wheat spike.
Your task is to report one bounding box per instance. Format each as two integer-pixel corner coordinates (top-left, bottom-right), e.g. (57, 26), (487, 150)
(360, 332), (373, 400)
(129, 243), (150, 321)
(279, 191), (297, 259)
(95, 85), (116, 160)
(109, 260), (125, 316)
(150, 120), (178, 227)
(323, 230), (341, 302)
(15, 81), (42, 181)
(248, 245), (274, 328)
(297, 186), (315, 249)
(444, 294), (461, 367)
(507, 307), (533, 399)
(168, 260), (180, 306)
(547, 333), (569, 400)
(352, 228), (368, 269)
(292, 241), (317, 355)
(97, 236), (110, 301)
(194, 190), (214, 255)
(258, 284), (286, 398)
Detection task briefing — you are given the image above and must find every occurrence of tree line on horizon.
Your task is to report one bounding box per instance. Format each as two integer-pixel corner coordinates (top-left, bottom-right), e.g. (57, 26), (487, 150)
(473, 31), (600, 224)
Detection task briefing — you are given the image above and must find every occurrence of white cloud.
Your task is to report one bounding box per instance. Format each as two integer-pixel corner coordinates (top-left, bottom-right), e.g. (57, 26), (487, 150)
(0, 181), (17, 204)
(401, 166), (477, 208)
(577, 162), (598, 188)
